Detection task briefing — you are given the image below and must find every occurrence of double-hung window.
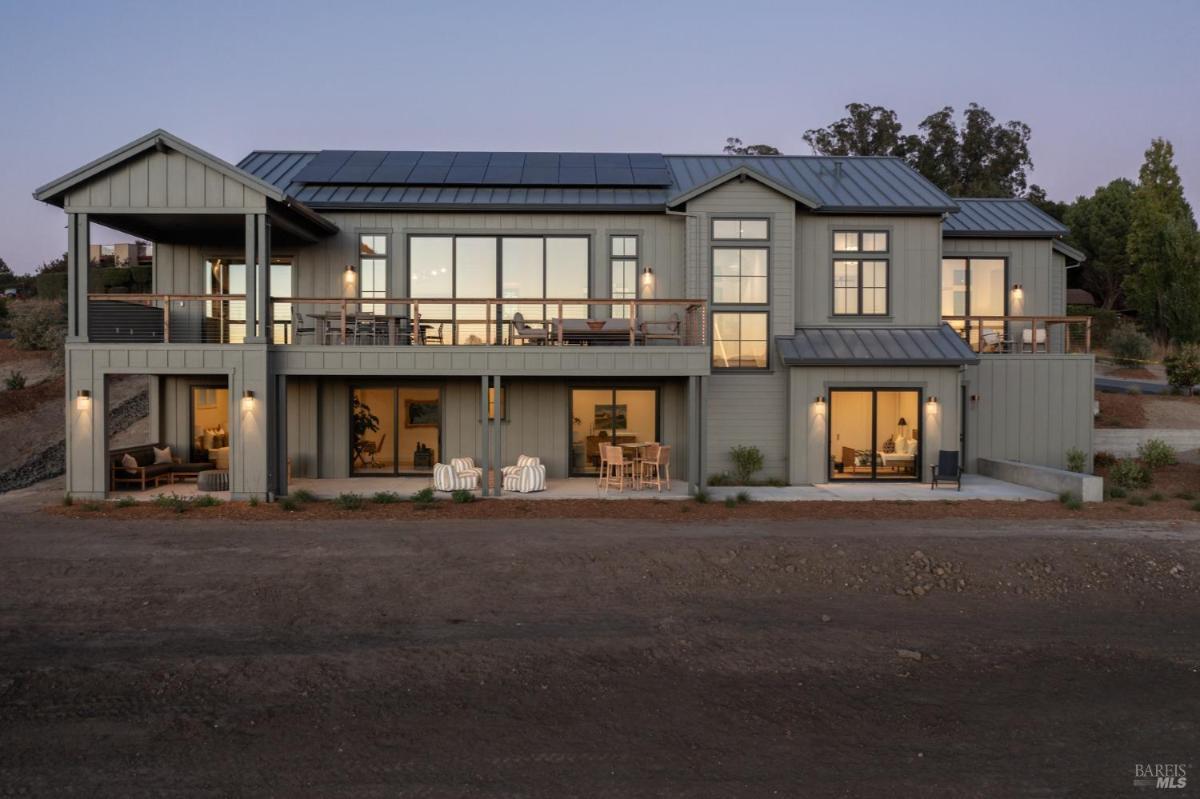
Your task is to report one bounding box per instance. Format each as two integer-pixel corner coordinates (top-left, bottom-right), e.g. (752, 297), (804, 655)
(711, 218), (769, 369)
(832, 231), (889, 316)
(610, 235), (638, 318)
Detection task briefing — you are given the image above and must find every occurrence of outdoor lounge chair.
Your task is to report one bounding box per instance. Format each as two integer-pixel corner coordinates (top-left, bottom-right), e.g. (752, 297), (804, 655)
(433, 462), (479, 492)
(640, 313), (682, 344)
(510, 313), (548, 345)
(930, 450), (962, 491)
(502, 454), (546, 493)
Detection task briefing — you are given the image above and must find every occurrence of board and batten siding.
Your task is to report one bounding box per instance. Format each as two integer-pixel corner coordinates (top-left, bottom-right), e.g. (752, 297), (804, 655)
(963, 355), (1093, 472)
(788, 366), (964, 485)
(63, 148), (267, 212)
(795, 213), (943, 327)
(684, 179), (796, 483)
(294, 377), (687, 480)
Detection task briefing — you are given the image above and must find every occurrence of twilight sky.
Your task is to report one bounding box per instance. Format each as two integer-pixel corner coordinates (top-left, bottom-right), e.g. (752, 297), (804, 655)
(1, 0), (1197, 273)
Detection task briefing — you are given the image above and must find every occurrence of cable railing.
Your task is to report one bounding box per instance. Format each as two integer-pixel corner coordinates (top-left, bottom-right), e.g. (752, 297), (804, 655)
(942, 315), (1092, 354)
(87, 294), (708, 347)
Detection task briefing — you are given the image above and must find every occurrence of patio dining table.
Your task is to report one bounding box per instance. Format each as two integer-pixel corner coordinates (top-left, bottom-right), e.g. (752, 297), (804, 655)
(549, 318), (645, 346)
(307, 312), (432, 345)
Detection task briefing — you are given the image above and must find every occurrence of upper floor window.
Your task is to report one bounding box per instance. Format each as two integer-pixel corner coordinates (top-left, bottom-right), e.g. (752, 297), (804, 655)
(610, 235), (638, 318)
(712, 311), (768, 369)
(833, 259), (888, 316)
(359, 234), (388, 312)
(712, 248), (768, 304)
(712, 218), (769, 241)
(833, 230), (889, 253)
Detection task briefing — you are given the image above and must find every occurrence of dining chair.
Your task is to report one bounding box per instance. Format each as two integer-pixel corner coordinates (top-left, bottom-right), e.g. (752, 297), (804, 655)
(291, 307), (316, 344)
(601, 445), (635, 494)
(640, 443), (671, 492)
(353, 311), (382, 345)
(596, 443), (611, 488)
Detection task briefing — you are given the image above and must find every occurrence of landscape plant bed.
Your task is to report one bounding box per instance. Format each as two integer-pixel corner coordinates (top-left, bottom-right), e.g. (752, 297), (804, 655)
(49, 493), (1200, 522)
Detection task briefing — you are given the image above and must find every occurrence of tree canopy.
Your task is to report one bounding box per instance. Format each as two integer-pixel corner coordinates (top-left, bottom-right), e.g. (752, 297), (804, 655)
(1123, 139), (1200, 342)
(1065, 179), (1135, 310)
(802, 102), (1034, 197)
(722, 137), (781, 156)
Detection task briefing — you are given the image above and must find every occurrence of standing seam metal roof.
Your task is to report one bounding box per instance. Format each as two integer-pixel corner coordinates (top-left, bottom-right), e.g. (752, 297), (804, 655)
(942, 198), (1069, 236)
(775, 325), (979, 366)
(237, 150), (958, 212)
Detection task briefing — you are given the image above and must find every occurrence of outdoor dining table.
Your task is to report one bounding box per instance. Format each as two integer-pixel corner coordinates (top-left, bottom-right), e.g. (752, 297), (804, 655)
(307, 312), (432, 345)
(549, 318), (646, 346)
(619, 442), (656, 489)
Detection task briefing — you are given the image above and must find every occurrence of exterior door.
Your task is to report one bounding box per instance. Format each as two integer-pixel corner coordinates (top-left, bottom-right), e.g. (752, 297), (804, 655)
(570, 387), (659, 476)
(828, 388), (921, 481)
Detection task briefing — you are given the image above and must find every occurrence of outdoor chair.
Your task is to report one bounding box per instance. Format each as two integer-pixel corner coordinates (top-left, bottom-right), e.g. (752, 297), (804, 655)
(640, 313), (682, 344)
(501, 454), (545, 493)
(450, 457), (484, 482)
(930, 450), (963, 491)
(433, 463), (480, 492)
(980, 328), (1013, 353)
(353, 311), (383, 345)
(640, 443), (671, 492)
(291, 307), (316, 344)
(600, 444), (636, 494)
(510, 312), (549, 345)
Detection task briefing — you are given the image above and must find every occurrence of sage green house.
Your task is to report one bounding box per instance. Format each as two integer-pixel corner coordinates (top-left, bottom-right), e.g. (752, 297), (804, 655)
(35, 130), (1093, 500)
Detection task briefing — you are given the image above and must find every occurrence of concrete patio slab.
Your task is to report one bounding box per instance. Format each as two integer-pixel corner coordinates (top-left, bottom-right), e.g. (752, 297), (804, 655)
(706, 474), (1057, 502)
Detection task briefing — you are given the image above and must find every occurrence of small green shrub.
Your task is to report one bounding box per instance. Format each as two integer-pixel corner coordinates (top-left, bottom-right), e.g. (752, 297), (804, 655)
(1138, 438), (1177, 469)
(1064, 497), (1083, 511)
(707, 472), (735, 486)
(1093, 451), (1117, 469)
(333, 492), (364, 510)
(1108, 459), (1151, 491)
(764, 478), (788, 487)
(371, 491), (403, 504)
(1128, 385), (1143, 396)
(1127, 495), (1147, 507)
(153, 494), (189, 513)
(61, 493), (73, 506)
(723, 496), (738, 508)
(1164, 344), (1200, 393)
(1108, 321), (1153, 367)
(5, 370), (26, 390)
(290, 488), (317, 503)
(116, 495), (136, 508)
(278, 496), (301, 512)
(411, 487), (436, 506)
(10, 299), (67, 360)
(693, 488), (710, 504)
(80, 500), (103, 512)
(1058, 491), (1074, 504)
(193, 494), (222, 508)
(1107, 486), (1128, 499)
(248, 495), (260, 507)
(1149, 492), (1166, 502)
(729, 445), (765, 484)
(1065, 448), (1086, 473)
(736, 490), (752, 504)
(451, 489), (474, 504)
(1175, 491), (1195, 501)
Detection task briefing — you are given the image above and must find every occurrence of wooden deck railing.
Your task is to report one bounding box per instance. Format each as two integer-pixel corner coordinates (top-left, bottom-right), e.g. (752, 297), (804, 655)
(942, 315), (1092, 354)
(87, 294), (708, 347)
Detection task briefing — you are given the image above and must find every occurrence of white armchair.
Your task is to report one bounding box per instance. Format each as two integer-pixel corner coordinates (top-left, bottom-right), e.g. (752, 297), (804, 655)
(433, 463), (480, 492)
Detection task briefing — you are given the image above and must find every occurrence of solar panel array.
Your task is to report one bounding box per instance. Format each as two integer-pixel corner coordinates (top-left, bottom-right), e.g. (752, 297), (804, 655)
(290, 151), (672, 187)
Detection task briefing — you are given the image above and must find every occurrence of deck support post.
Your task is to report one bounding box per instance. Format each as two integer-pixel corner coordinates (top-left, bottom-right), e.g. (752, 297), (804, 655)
(67, 213), (89, 342)
(480, 374), (490, 497)
(492, 375), (502, 496)
(687, 376), (700, 494)
(243, 214), (258, 342)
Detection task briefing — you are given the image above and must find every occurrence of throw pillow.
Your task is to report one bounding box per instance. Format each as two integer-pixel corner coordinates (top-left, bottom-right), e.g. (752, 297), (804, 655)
(882, 436), (895, 454)
(121, 453), (139, 475)
(153, 445), (173, 464)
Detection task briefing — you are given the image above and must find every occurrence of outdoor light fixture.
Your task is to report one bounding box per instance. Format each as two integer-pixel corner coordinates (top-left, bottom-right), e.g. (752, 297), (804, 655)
(342, 263), (357, 296)
(241, 389), (256, 411)
(641, 266), (655, 298)
(926, 396), (939, 412)
(1011, 283), (1024, 297)
(76, 389), (91, 409)
(814, 395), (825, 405)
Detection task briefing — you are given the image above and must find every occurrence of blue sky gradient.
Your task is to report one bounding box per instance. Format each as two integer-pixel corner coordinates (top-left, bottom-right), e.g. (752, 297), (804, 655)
(1, 0), (1196, 271)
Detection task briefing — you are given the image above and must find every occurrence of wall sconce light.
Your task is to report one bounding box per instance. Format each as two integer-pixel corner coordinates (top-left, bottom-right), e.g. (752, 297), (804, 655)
(342, 263), (357, 296)
(241, 389), (256, 411)
(814, 395), (825, 405)
(970, 393), (980, 408)
(641, 266), (655, 298)
(926, 395), (939, 412)
(1011, 283), (1024, 298)
(76, 389), (91, 410)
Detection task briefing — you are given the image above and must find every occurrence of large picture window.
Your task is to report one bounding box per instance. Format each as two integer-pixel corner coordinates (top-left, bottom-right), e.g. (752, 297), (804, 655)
(713, 248), (768, 304)
(712, 312), (767, 369)
(409, 235), (588, 344)
(205, 257), (292, 343)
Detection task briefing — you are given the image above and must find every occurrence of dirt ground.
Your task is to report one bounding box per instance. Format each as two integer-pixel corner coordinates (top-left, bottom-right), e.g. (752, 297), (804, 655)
(1095, 390), (1200, 430)
(3, 485), (1200, 796)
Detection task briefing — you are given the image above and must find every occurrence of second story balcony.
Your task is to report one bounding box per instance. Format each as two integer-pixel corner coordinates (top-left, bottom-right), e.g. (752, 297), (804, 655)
(87, 294), (708, 349)
(942, 315), (1093, 355)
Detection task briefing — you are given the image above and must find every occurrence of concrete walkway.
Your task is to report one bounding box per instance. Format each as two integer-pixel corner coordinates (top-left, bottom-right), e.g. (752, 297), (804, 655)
(707, 474), (1056, 502)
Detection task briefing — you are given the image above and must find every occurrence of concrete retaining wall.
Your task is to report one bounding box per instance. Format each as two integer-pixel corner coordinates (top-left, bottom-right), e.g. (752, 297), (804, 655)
(1093, 429), (1200, 459)
(977, 457), (1103, 502)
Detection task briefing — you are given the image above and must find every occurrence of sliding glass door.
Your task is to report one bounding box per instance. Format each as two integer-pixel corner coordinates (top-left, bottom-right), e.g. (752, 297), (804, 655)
(205, 257), (293, 343)
(941, 258), (1005, 349)
(829, 389), (921, 481)
(569, 387), (658, 475)
(351, 385), (441, 476)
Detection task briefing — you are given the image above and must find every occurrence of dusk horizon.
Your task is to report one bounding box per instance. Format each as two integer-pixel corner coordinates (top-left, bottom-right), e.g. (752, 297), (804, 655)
(2, 0), (1198, 272)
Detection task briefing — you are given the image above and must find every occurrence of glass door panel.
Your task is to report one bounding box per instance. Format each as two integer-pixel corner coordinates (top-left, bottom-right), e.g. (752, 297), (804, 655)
(829, 389), (920, 481)
(190, 386), (229, 466)
(396, 387), (440, 474)
(501, 238), (545, 344)
(352, 387), (396, 475)
(455, 237), (497, 345)
(570, 388), (658, 475)
(874, 390), (919, 480)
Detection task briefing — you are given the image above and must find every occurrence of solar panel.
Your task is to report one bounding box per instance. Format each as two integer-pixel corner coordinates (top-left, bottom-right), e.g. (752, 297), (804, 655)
(292, 151), (671, 187)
